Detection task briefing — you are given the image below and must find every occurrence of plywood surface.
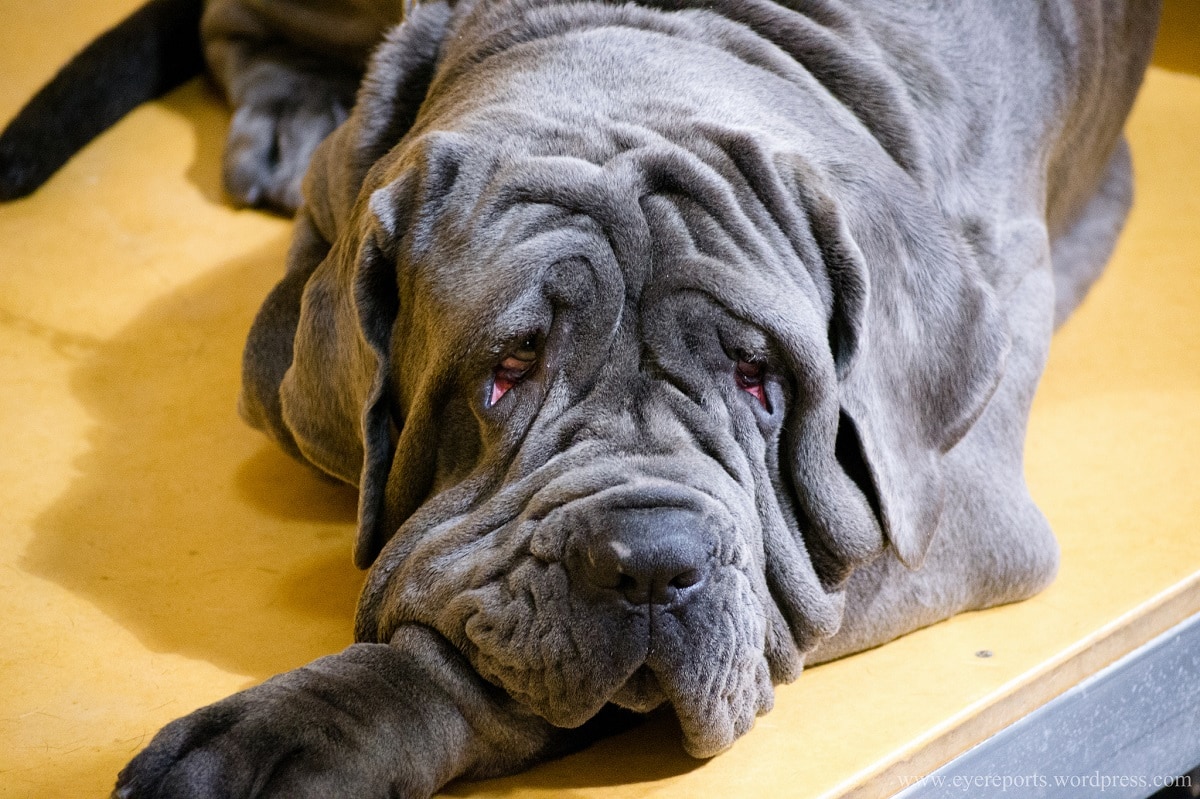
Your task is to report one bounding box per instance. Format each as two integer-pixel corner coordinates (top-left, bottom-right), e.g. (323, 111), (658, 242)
(1, 3), (1197, 798)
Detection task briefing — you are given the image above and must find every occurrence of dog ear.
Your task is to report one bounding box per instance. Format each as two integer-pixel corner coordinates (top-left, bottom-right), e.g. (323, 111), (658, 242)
(782, 157), (1010, 574)
(237, 181), (407, 572)
(279, 130), (468, 570)
(275, 184), (406, 569)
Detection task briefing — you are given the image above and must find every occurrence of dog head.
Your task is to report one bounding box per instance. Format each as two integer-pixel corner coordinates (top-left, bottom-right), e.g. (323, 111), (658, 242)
(240, 0), (1008, 757)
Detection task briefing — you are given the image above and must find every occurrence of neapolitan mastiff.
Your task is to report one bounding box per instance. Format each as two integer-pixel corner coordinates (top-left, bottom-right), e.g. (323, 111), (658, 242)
(0, 0), (1159, 796)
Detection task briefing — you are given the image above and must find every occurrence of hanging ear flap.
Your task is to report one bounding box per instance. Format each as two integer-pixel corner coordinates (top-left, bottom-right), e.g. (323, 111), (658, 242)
(278, 182), (408, 568)
(778, 153), (1010, 573)
(283, 130), (469, 569)
(278, 218), (396, 486)
(830, 169), (1008, 566)
(357, 133), (473, 567)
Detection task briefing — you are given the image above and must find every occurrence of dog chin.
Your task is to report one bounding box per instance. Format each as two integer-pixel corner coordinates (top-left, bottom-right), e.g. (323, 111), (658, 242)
(559, 642), (773, 759)
(607, 653), (775, 759)
(610, 665), (668, 713)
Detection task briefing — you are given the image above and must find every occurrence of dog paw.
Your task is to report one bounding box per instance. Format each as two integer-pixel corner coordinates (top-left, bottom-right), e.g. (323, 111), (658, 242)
(222, 73), (354, 214)
(112, 655), (437, 799)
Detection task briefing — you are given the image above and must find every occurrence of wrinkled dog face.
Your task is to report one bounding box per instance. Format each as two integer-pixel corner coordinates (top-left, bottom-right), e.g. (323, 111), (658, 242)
(345, 138), (846, 757)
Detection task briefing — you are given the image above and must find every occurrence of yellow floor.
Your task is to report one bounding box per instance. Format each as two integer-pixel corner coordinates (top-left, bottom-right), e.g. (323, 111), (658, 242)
(1, 2), (1197, 798)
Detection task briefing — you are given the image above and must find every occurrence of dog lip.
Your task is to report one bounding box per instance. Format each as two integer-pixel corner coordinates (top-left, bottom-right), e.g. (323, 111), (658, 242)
(610, 664), (667, 713)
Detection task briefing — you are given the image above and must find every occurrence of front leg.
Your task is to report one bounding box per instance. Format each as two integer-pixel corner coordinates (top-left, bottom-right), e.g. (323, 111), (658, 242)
(217, 60), (357, 213)
(114, 626), (574, 798)
(200, 0), (400, 212)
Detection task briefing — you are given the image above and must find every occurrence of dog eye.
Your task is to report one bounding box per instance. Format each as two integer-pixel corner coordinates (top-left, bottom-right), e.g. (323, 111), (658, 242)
(734, 357), (769, 410)
(488, 335), (539, 407)
(511, 336), (537, 363)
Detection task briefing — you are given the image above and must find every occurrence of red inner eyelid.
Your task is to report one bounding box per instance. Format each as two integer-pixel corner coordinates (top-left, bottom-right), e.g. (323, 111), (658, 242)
(489, 374), (515, 406)
(489, 353), (537, 407)
(735, 358), (769, 409)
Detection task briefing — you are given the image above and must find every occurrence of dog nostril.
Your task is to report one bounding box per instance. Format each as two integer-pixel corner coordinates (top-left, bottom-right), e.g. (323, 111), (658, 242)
(616, 573), (640, 596)
(669, 568), (702, 591)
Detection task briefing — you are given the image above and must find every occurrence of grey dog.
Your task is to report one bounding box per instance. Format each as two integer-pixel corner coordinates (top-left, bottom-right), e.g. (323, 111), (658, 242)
(0, 0), (1158, 796)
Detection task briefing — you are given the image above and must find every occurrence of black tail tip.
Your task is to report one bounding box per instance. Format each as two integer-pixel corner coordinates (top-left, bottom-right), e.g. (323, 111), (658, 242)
(0, 148), (49, 201)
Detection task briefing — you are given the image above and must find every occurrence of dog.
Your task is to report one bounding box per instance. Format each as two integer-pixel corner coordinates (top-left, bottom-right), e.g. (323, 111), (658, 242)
(0, 0), (1159, 796)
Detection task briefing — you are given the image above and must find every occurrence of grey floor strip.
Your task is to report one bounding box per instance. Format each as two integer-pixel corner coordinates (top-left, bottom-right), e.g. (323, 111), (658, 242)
(891, 612), (1200, 798)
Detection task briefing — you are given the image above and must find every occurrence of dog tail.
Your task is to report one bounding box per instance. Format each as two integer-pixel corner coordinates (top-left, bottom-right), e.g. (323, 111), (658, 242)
(0, 0), (205, 201)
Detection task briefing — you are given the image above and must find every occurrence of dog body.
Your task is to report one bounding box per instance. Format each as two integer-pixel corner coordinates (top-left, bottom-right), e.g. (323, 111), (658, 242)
(1, 1), (1158, 796)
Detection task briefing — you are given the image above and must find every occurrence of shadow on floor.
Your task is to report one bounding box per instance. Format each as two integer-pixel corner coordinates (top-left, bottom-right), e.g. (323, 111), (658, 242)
(1153, 1), (1200, 77)
(25, 231), (365, 681)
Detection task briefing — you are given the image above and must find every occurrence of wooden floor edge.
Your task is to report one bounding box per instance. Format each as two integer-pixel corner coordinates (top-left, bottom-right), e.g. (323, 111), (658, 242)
(820, 572), (1200, 799)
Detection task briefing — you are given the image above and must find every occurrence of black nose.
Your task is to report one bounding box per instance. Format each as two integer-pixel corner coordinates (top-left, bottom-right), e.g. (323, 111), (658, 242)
(570, 508), (711, 605)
